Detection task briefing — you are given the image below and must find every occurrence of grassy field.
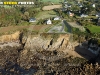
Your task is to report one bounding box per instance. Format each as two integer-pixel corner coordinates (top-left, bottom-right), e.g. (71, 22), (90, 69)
(86, 25), (100, 33)
(36, 10), (57, 19)
(41, 0), (64, 3)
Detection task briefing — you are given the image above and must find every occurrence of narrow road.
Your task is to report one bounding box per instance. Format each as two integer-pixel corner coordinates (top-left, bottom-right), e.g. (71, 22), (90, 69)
(47, 22), (66, 33)
(63, 20), (72, 33)
(60, 21), (64, 32)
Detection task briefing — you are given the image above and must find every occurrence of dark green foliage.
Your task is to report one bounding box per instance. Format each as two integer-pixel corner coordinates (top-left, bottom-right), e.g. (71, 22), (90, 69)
(52, 20), (61, 25)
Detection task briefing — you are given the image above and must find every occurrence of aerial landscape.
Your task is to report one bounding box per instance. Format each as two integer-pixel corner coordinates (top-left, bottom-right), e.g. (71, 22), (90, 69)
(0, 0), (100, 75)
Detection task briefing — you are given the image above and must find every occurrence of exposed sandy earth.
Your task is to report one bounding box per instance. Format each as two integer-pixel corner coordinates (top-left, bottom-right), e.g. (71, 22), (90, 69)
(42, 5), (62, 10)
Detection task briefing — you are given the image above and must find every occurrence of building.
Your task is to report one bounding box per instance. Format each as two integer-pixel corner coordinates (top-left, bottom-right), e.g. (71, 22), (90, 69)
(96, 13), (100, 17)
(97, 17), (100, 26)
(92, 4), (95, 8)
(29, 18), (36, 22)
(54, 16), (60, 20)
(46, 19), (52, 25)
(68, 11), (74, 17)
(80, 14), (88, 17)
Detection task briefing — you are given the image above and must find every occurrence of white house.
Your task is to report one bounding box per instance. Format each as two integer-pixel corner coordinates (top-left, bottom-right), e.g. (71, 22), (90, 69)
(92, 4), (95, 8)
(46, 19), (52, 25)
(78, 4), (83, 7)
(68, 11), (74, 17)
(96, 13), (100, 17)
(80, 14), (88, 17)
(29, 18), (36, 22)
(54, 17), (60, 20)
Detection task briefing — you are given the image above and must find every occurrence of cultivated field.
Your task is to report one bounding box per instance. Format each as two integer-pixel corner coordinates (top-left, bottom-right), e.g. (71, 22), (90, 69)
(0, 25), (52, 34)
(42, 0), (64, 4)
(42, 5), (62, 10)
(36, 10), (57, 19)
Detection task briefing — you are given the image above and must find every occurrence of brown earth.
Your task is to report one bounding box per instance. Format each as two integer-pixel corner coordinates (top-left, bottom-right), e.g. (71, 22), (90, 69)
(42, 5), (62, 10)
(0, 25), (51, 34)
(32, 25), (51, 32)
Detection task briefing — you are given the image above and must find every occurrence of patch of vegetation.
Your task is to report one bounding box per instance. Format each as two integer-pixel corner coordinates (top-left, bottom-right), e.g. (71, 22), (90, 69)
(72, 28), (80, 34)
(64, 25), (68, 32)
(36, 10), (57, 19)
(51, 33), (59, 42)
(45, 25), (54, 32)
(86, 25), (100, 33)
(52, 20), (61, 25)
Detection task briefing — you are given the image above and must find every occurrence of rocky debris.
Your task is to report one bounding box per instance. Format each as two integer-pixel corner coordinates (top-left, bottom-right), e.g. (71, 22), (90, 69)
(0, 45), (22, 68)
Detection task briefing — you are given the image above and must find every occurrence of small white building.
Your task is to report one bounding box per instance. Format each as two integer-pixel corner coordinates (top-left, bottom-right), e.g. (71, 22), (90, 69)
(68, 11), (74, 17)
(92, 4), (95, 8)
(46, 19), (52, 25)
(80, 14), (88, 17)
(54, 17), (60, 20)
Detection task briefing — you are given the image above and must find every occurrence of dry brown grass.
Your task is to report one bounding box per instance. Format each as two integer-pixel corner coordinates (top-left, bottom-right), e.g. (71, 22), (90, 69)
(0, 25), (52, 35)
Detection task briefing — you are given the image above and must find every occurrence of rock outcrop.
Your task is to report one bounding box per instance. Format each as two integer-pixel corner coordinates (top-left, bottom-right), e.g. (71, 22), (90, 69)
(24, 34), (72, 52)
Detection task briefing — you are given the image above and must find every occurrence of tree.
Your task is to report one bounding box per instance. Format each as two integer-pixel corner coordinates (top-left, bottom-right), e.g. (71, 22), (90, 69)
(23, 11), (29, 21)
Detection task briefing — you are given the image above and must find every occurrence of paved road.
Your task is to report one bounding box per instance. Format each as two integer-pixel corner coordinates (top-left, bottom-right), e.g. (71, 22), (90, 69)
(48, 20), (85, 33)
(63, 20), (72, 33)
(60, 21), (64, 32)
(47, 22), (66, 33)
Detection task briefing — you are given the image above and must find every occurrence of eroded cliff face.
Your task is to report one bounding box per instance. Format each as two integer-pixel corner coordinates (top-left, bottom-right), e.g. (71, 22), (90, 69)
(18, 33), (82, 70)
(23, 34), (73, 52)
(0, 31), (22, 69)
(0, 32), (84, 75)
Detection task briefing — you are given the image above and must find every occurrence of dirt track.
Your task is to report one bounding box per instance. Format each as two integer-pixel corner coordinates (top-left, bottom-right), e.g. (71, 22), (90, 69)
(42, 5), (62, 10)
